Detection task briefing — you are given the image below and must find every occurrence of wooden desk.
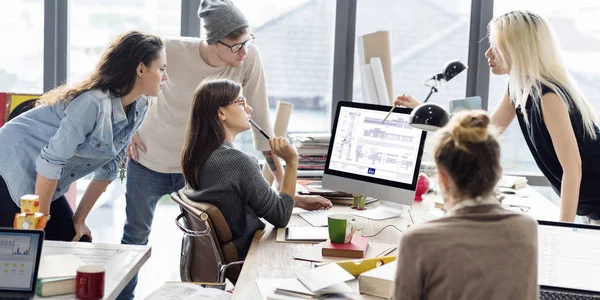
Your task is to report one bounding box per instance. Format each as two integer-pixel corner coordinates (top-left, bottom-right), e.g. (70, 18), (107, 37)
(36, 241), (151, 300)
(232, 186), (558, 299)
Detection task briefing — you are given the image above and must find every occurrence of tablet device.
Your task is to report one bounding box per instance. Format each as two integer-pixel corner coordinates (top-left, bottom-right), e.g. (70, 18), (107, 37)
(285, 227), (329, 242)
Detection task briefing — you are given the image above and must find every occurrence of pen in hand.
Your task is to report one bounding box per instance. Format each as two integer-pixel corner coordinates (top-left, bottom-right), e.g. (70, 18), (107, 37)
(382, 93), (405, 124)
(248, 118), (271, 140)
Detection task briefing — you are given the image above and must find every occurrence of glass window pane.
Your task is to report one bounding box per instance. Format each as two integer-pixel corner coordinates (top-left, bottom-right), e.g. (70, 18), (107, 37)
(489, 1), (600, 173)
(0, 1), (44, 93)
(68, 0), (181, 83)
(353, 0), (472, 161)
(230, 0), (337, 157)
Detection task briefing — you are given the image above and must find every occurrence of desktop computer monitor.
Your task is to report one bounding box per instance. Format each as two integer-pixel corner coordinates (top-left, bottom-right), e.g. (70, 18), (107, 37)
(448, 96), (482, 114)
(322, 101), (427, 219)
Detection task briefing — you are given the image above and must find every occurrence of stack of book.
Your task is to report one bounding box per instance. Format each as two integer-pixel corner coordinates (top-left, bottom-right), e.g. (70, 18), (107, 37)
(290, 133), (330, 171)
(35, 254), (85, 297)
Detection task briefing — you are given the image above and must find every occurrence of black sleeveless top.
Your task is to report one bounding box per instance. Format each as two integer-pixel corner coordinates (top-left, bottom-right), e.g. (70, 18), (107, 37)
(514, 83), (600, 216)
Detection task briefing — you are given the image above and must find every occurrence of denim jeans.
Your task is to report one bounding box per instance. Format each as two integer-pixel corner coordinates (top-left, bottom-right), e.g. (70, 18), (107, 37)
(117, 160), (184, 300)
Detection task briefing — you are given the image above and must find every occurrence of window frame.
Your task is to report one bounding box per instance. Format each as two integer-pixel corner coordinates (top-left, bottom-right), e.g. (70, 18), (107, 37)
(42, 0), (548, 186)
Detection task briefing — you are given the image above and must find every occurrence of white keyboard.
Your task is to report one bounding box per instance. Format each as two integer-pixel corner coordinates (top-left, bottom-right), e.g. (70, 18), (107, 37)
(298, 210), (329, 227)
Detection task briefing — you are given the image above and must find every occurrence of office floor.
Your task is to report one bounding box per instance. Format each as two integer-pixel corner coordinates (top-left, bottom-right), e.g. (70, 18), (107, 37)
(86, 195), (182, 299)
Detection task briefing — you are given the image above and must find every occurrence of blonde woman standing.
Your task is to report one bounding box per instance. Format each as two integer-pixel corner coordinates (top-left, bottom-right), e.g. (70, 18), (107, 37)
(396, 10), (600, 223)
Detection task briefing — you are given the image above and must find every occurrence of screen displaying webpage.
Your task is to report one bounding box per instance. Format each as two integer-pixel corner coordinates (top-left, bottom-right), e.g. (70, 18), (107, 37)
(538, 225), (600, 292)
(329, 106), (423, 184)
(0, 233), (40, 291)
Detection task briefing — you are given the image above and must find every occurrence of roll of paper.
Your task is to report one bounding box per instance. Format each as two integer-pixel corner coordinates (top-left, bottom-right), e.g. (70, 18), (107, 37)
(359, 64), (379, 104)
(371, 57), (391, 105)
(263, 101), (294, 185)
(357, 31), (394, 104)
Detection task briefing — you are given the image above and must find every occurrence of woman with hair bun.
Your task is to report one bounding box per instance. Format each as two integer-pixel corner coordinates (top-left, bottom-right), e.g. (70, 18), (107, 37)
(392, 111), (539, 300)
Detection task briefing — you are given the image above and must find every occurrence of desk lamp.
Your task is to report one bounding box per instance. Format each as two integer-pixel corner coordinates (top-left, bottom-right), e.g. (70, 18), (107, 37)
(409, 60), (468, 131)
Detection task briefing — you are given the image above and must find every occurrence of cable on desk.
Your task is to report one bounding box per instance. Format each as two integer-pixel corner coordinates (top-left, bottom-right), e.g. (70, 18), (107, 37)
(360, 224), (404, 238)
(408, 205), (415, 224)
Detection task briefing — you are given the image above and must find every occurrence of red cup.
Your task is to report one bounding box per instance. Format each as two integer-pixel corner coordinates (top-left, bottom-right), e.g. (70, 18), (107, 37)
(76, 265), (105, 300)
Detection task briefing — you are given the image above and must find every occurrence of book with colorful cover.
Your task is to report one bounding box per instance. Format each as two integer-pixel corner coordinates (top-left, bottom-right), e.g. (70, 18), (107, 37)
(322, 234), (369, 259)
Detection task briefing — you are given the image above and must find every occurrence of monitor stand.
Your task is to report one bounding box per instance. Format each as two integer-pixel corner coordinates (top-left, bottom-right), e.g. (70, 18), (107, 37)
(350, 200), (405, 220)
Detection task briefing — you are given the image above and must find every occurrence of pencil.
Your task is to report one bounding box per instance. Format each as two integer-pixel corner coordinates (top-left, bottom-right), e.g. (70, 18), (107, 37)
(249, 118), (270, 140)
(382, 93), (405, 124)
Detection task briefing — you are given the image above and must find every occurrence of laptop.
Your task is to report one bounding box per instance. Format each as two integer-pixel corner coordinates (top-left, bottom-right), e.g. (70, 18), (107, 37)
(538, 220), (600, 299)
(0, 228), (44, 300)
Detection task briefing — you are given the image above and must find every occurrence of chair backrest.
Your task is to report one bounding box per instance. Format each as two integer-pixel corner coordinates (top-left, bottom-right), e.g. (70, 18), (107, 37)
(171, 191), (241, 283)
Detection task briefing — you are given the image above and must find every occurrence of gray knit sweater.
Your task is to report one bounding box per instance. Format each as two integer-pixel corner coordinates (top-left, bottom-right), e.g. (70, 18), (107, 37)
(181, 142), (294, 258)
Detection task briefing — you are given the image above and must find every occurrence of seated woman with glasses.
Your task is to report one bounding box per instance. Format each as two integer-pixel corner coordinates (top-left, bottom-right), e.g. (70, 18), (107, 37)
(179, 78), (330, 258)
(393, 111), (538, 299)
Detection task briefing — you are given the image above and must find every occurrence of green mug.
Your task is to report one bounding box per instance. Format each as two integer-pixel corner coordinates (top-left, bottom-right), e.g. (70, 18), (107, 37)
(328, 214), (357, 244)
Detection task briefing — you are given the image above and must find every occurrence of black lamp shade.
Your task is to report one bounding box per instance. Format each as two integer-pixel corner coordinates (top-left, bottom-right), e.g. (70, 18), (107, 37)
(442, 60), (468, 82)
(409, 103), (450, 131)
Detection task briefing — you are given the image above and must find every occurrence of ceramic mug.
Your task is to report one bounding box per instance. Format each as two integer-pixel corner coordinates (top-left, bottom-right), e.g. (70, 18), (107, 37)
(76, 264), (105, 300)
(328, 214), (356, 244)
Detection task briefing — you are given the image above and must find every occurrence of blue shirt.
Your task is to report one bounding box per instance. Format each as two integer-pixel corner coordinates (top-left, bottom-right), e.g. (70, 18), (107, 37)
(0, 89), (148, 206)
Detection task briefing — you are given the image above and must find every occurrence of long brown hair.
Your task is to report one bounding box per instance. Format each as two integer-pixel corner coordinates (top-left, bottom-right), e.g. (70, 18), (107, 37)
(182, 78), (242, 190)
(37, 31), (164, 106)
(434, 110), (501, 200)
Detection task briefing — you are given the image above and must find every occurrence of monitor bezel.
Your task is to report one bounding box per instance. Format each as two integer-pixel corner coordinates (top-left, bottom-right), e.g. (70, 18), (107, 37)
(324, 101), (427, 191)
(0, 228), (45, 296)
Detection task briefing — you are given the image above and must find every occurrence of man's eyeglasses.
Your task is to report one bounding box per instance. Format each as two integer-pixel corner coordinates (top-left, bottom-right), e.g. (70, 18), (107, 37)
(217, 34), (255, 53)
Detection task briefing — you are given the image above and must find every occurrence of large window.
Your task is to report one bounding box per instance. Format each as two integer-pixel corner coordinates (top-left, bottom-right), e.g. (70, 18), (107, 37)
(489, 1), (600, 173)
(227, 0), (337, 156)
(0, 0), (44, 93)
(353, 0), (472, 158)
(69, 0), (181, 83)
(68, 0), (181, 243)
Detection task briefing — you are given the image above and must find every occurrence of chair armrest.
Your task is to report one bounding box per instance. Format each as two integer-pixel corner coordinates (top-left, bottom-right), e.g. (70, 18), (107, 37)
(218, 260), (245, 283)
(175, 213), (210, 236)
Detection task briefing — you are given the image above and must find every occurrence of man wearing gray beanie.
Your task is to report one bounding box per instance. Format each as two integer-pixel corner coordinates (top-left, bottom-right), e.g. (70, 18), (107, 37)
(199, 0), (249, 45)
(117, 1), (332, 299)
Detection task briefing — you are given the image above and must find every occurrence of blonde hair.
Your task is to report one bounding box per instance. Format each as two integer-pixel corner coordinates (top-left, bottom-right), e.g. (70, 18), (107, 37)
(488, 10), (598, 139)
(434, 110), (501, 199)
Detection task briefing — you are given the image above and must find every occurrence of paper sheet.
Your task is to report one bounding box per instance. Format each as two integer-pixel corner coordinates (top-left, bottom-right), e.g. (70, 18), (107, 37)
(294, 262), (355, 292)
(38, 254), (85, 279)
(145, 282), (231, 300)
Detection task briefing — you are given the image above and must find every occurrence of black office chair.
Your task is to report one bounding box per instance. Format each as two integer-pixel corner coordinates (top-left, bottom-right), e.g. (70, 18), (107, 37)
(6, 99), (37, 122)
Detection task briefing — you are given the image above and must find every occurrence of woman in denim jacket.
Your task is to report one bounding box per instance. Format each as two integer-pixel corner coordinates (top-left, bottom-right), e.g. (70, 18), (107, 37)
(0, 31), (168, 242)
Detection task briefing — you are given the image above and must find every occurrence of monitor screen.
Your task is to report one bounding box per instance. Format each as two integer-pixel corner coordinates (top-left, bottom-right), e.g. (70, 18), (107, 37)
(328, 105), (424, 185)
(448, 96), (482, 114)
(538, 221), (600, 293)
(0, 230), (42, 292)
(323, 101), (427, 206)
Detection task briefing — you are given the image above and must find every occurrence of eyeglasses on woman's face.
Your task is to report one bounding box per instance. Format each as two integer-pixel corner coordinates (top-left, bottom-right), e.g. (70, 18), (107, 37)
(229, 96), (248, 111)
